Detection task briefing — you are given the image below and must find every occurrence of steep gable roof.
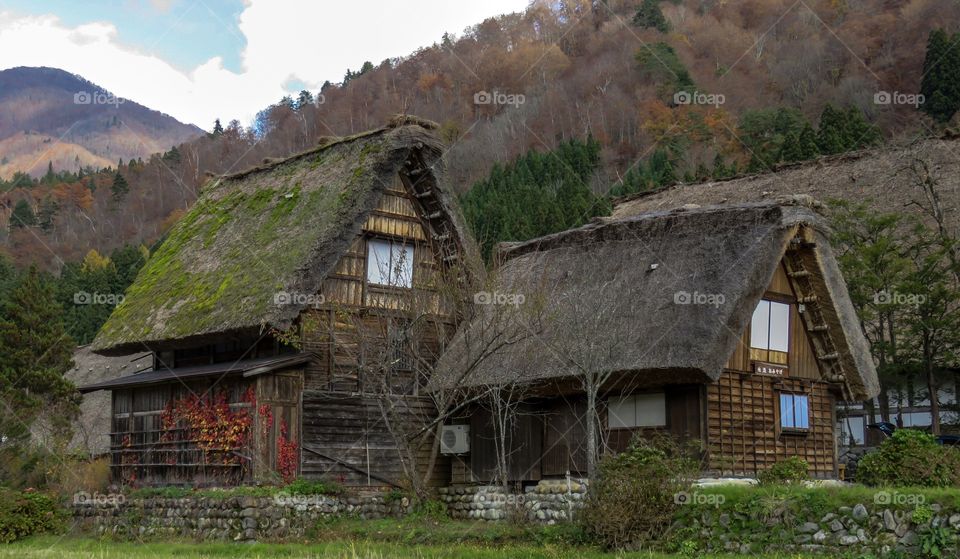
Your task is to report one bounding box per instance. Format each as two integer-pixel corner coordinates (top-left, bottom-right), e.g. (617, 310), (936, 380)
(93, 118), (477, 355)
(431, 199), (879, 401)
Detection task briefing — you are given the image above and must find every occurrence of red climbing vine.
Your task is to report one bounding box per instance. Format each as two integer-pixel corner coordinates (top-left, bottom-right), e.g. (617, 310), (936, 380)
(277, 420), (298, 484)
(160, 387), (256, 465)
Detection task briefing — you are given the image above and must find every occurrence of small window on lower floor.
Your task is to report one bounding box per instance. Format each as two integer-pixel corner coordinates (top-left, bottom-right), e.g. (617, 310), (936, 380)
(779, 393), (810, 431)
(608, 392), (666, 428)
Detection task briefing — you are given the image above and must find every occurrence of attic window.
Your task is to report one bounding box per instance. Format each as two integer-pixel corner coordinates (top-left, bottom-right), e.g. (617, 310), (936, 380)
(367, 239), (414, 288)
(750, 299), (790, 364)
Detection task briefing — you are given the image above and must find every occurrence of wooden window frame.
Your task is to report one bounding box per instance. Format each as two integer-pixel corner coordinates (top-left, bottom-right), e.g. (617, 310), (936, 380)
(365, 236), (415, 290)
(749, 296), (792, 371)
(776, 391), (811, 436)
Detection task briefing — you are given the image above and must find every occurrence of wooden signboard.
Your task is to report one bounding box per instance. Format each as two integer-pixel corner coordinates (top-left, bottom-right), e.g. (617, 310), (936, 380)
(753, 362), (788, 377)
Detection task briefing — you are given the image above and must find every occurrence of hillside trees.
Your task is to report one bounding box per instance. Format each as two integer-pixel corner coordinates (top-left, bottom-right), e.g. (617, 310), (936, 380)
(0, 266), (76, 446)
(920, 28), (960, 123)
(460, 136), (609, 261)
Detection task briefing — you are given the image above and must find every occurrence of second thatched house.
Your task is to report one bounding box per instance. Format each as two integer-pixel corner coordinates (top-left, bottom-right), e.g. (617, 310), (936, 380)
(432, 198), (880, 481)
(79, 117), (479, 487)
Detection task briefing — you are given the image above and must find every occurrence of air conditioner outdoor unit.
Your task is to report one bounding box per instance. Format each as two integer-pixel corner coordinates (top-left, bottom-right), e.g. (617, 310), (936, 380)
(440, 424), (469, 455)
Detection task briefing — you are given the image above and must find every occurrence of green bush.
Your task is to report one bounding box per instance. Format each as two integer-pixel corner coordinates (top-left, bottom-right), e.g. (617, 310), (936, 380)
(857, 430), (960, 487)
(0, 489), (61, 543)
(284, 477), (342, 496)
(757, 456), (809, 486)
(579, 436), (697, 550)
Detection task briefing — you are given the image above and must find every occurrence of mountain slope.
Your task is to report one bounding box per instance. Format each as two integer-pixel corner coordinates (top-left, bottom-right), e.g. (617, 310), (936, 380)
(0, 67), (202, 176)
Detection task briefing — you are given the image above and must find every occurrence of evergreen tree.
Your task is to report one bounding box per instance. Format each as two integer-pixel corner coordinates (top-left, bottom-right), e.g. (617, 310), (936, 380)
(37, 197), (58, 232)
(10, 199), (36, 228)
(43, 161), (56, 184)
(780, 122), (819, 163)
(0, 267), (76, 444)
(212, 118), (224, 137)
(817, 104), (881, 154)
(111, 171), (129, 201)
(461, 137), (609, 261)
(919, 29), (960, 123)
(296, 90), (314, 109)
(633, 0), (670, 33)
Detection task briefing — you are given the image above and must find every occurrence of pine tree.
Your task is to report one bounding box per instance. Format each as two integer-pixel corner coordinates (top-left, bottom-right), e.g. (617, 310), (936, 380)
(37, 197), (58, 232)
(0, 267), (76, 443)
(817, 104), (848, 154)
(10, 200), (36, 228)
(919, 29), (960, 123)
(633, 0), (670, 33)
(111, 171), (129, 201)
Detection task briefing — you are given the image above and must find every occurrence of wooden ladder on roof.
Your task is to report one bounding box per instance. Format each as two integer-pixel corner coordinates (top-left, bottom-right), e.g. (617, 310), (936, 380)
(399, 149), (461, 268)
(782, 234), (853, 400)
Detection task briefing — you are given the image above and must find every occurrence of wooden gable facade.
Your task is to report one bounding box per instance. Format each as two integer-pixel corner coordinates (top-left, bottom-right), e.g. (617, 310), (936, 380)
(443, 211), (872, 484)
(83, 121), (475, 488)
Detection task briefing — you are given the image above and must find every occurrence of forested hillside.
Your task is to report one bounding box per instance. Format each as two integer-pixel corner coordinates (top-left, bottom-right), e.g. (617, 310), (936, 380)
(2, 0), (958, 272)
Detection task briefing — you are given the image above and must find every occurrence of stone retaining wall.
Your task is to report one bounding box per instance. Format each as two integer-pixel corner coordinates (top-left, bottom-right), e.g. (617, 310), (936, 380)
(438, 479), (588, 523)
(680, 501), (960, 555)
(73, 493), (412, 541)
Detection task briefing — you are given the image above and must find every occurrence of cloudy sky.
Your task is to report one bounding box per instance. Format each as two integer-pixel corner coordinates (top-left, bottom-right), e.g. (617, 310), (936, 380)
(0, 0), (529, 129)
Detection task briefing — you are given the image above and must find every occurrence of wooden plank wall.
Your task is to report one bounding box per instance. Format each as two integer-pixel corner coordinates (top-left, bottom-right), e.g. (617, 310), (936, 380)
(301, 176), (456, 393)
(300, 391), (450, 487)
(705, 372), (836, 477)
(725, 261), (823, 380)
(111, 379), (254, 486)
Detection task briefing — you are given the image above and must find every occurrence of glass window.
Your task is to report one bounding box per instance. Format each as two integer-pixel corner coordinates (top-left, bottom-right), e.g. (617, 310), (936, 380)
(751, 300), (790, 352)
(608, 393), (666, 428)
(840, 416), (865, 445)
(780, 393), (810, 430)
(366, 239), (414, 288)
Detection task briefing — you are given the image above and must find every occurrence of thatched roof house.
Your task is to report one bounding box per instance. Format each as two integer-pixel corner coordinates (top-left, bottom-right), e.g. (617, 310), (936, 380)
(92, 116), (478, 356)
(612, 136), (959, 230)
(80, 116), (478, 487)
(435, 198), (878, 400)
(434, 199), (879, 481)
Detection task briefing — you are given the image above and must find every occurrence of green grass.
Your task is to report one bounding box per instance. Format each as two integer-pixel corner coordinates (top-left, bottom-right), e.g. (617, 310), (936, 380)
(0, 536), (831, 559)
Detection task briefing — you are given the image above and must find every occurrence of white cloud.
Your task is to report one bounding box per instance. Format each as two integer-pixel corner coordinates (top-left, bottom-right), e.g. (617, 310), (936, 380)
(0, 0), (528, 129)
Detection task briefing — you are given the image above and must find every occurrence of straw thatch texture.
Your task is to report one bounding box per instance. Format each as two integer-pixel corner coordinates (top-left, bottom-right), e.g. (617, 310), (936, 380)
(64, 346), (151, 455)
(431, 201), (879, 401)
(612, 137), (960, 230)
(92, 122), (474, 355)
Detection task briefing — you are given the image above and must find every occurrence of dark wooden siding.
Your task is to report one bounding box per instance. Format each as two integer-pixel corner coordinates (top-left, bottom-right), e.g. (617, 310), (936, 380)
(542, 399), (587, 476)
(300, 391), (449, 487)
(469, 405), (544, 482)
(606, 386), (703, 453)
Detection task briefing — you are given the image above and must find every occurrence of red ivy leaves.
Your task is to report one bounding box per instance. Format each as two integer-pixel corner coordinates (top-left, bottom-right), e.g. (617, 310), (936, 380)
(160, 388), (254, 464)
(277, 420), (298, 484)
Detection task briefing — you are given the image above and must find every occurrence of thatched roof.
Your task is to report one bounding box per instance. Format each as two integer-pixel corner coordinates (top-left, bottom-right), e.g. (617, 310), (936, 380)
(65, 346), (151, 455)
(431, 199), (879, 401)
(92, 117), (476, 355)
(612, 136), (960, 230)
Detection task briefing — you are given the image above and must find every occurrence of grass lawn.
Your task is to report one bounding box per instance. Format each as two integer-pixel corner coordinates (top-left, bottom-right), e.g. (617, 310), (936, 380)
(0, 537), (828, 559)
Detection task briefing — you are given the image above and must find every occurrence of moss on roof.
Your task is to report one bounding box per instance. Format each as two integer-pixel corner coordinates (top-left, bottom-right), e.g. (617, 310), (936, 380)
(92, 123), (467, 355)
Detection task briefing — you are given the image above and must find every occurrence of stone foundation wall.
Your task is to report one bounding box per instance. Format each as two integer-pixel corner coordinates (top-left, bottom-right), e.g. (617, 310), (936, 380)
(680, 501), (960, 555)
(73, 493), (412, 541)
(439, 479), (588, 523)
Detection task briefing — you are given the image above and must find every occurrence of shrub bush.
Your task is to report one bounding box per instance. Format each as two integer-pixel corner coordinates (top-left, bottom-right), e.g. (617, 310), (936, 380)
(857, 429), (960, 487)
(0, 489), (61, 543)
(285, 477), (343, 495)
(579, 436), (697, 550)
(757, 456), (809, 486)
